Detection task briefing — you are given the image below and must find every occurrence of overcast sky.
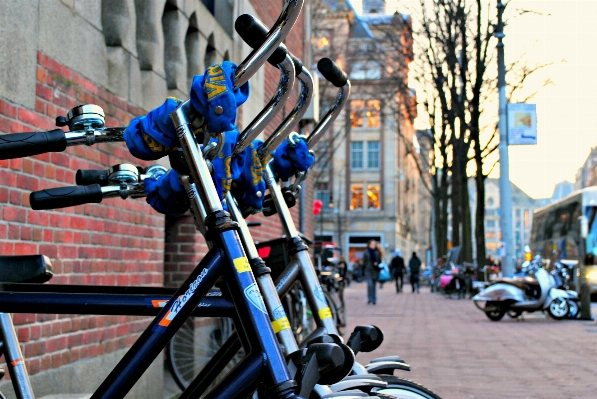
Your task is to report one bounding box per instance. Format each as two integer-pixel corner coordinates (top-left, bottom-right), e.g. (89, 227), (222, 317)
(352, 0), (597, 199)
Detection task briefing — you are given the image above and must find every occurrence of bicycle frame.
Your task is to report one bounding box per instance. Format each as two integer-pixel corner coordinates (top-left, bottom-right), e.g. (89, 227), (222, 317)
(170, 64), (353, 398)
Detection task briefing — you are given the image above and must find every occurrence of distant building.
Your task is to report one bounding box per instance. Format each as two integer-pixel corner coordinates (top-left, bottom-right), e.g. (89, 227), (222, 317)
(469, 179), (548, 262)
(575, 146), (597, 190)
(551, 181), (574, 201)
(363, 0), (386, 13)
(313, 0), (430, 263)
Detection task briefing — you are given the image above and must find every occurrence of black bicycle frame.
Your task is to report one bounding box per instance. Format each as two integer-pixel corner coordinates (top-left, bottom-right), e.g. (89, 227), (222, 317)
(0, 283), (234, 317)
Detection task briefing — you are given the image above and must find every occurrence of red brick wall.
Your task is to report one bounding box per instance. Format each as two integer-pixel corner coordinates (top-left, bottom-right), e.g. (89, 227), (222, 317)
(0, 52), (164, 376)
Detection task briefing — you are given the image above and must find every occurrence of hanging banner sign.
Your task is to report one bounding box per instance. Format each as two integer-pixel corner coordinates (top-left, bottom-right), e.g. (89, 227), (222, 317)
(508, 103), (537, 145)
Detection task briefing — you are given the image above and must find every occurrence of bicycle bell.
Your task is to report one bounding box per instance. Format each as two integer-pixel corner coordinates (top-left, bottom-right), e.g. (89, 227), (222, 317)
(107, 164), (139, 184)
(56, 104), (106, 131)
(145, 165), (168, 180)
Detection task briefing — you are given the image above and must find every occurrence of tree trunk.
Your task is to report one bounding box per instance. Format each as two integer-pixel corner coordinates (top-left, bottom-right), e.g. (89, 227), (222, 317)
(461, 178), (473, 262)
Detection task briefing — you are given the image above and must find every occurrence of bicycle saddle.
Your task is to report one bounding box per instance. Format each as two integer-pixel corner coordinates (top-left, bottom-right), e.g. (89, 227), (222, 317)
(0, 255), (53, 283)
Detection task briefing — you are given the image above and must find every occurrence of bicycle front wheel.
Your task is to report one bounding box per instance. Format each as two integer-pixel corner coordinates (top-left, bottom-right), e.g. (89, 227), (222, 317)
(166, 317), (240, 390)
(374, 375), (443, 399)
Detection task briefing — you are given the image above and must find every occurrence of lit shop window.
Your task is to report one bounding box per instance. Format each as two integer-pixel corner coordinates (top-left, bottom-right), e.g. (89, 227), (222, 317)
(350, 184), (381, 210)
(350, 100), (381, 128)
(313, 30), (333, 49)
(350, 185), (364, 210)
(367, 185), (381, 210)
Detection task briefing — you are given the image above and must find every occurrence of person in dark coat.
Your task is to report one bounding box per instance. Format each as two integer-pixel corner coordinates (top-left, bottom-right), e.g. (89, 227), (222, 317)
(363, 239), (382, 305)
(390, 249), (406, 293)
(409, 251), (422, 293)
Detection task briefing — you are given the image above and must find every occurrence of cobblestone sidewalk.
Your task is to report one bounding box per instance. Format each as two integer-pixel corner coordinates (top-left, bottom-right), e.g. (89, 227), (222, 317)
(344, 282), (597, 399)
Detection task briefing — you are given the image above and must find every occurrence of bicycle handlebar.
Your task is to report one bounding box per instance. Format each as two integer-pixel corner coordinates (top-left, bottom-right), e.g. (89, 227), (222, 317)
(30, 184), (104, 210)
(235, 14), (289, 67)
(306, 58), (351, 147)
(0, 129), (66, 160)
(317, 58), (348, 88)
(235, 14), (303, 79)
(76, 169), (110, 186)
(233, 0), (303, 89)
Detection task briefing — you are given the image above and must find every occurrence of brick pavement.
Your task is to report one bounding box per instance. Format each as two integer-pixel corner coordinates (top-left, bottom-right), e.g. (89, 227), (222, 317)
(344, 282), (597, 399)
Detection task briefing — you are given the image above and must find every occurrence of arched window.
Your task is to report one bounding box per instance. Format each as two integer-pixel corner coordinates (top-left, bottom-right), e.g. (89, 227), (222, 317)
(185, 13), (200, 89)
(162, 1), (187, 90)
(204, 34), (217, 68)
(101, 0), (131, 47)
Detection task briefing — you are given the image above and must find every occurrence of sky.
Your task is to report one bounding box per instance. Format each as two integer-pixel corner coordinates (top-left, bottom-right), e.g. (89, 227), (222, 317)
(352, 0), (597, 199)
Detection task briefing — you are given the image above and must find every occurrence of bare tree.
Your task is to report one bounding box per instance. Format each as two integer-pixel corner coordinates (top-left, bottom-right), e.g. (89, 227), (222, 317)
(411, 0), (552, 264)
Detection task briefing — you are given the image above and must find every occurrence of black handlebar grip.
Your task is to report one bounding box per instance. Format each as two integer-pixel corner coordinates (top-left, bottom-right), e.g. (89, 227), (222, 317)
(76, 169), (109, 186)
(235, 14), (288, 66)
(30, 184), (103, 210)
(317, 58), (348, 88)
(289, 54), (303, 78)
(0, 129), (66, 160)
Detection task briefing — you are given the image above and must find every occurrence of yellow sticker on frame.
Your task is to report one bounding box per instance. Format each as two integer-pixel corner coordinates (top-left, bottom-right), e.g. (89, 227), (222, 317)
(233, 257), (251, 273)
(272, 317), (291, 333)
(318, 307), (333, 320)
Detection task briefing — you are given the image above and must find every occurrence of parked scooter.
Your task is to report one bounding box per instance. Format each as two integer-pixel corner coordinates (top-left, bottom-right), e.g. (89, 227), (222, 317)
(472, 256), (579, 321)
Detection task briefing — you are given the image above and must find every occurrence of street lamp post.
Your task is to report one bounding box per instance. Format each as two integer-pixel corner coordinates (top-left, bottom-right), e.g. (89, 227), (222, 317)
(496, 1), (515, 277)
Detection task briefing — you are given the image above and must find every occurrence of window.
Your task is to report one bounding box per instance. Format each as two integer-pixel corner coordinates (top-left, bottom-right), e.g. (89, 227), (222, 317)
(315, 182), (330, 210)
(367, 185), (381, 209)
(350, 100), (380, 128)
(350, 184), (381, 211)
(351, 141), (364, 170)
(314, 29), (333, 50)
(524, 210), (530, 229)
(367, 141), (380, 169)
(349, 61), (381, 80)
(351, 141), (380, 170)
(350, 185), (364, 210)
(486, 220), (496, 229)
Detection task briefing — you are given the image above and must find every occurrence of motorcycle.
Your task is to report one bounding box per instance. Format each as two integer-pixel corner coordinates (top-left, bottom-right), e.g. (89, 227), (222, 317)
(472, 257), (579, 321)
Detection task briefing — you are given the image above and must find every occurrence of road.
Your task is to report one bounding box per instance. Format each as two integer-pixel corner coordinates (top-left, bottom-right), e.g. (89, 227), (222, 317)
(344, 282), (597, 399)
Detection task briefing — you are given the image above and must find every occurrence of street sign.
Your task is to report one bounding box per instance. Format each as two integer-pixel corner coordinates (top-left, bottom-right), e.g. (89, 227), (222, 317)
(508, 103), (537, 145)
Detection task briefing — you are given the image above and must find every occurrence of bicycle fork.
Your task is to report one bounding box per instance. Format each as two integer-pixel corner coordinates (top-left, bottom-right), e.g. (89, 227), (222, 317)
(0, 313), (35, 399)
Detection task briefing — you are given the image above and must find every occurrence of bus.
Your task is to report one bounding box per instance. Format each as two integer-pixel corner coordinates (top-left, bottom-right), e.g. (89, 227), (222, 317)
(530, 186), (597, 292)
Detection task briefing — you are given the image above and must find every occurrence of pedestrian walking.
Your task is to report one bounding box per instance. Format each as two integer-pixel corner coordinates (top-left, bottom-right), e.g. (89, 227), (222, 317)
(376, 242), (387, 289)
(338, 255), (349, 286)
(390, 249), (406, 293)
(409, 251), (422, 293)
(363, 239), (382, 304)
(346, 259), (354, 286)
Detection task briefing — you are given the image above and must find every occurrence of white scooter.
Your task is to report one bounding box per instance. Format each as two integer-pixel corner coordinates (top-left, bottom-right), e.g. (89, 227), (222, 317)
(472, 258), (578, 321)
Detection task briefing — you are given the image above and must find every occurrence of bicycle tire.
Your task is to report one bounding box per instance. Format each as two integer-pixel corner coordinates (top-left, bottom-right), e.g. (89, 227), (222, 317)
(373, 375), (443, 399)
(166, 317), (242, 390)
(285, 284), (316, 344)
(324, 290), (344, 335)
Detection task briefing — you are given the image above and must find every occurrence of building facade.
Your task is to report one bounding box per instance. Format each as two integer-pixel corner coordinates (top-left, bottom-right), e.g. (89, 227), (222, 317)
(312, 0), (431, 265)
(0, 0), (310, 396)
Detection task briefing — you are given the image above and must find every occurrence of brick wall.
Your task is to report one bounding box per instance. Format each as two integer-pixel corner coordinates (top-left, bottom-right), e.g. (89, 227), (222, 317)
(0, 52), (164, 376)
